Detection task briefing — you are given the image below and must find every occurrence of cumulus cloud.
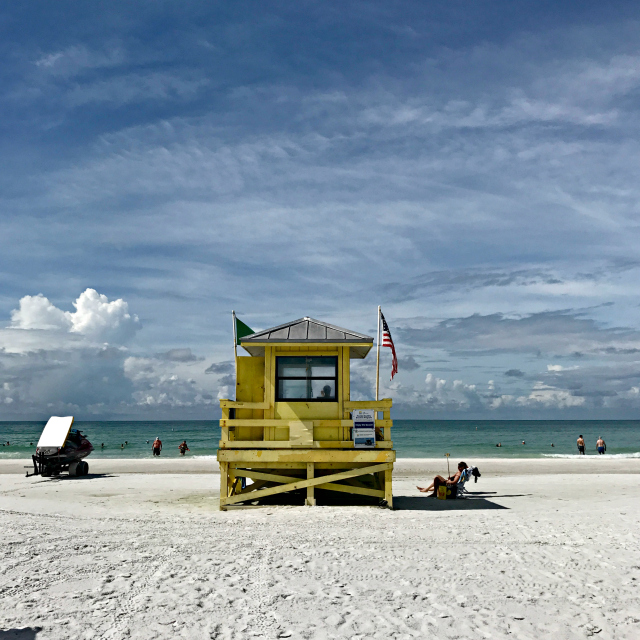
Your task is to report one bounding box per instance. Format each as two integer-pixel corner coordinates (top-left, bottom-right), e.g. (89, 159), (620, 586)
(157, 348), (201, 363)
(0, 289), (224, 418)
(397, 355), (420, 371)
(124, 356), (215, 409)
(69, 289), (140, 342)
(516, 382), (585, 408)
(10, 288), (139, 344)
(205, 361), (234, 374)
(10, 294), (71, 331)
(421, 373), (483, 411)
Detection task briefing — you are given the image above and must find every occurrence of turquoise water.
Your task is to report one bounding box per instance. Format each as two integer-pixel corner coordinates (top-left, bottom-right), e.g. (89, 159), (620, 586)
(0, 420), (638, 460)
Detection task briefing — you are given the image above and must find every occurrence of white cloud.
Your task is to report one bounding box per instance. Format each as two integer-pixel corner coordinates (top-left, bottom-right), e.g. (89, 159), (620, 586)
(421, 373), (483, 410)
(34, 45), (125, 76)
(11, 294), (72, 331)
(68, 288), (139, 343)
(124, 356), (216, 409)
(10, 288), (139, 345)
(490, 395), (514, 409)
(425, 372), (448, 393)
(0, 289), (219, 418)
(547, 364), (579, 372)
(516, 382), (585, 408)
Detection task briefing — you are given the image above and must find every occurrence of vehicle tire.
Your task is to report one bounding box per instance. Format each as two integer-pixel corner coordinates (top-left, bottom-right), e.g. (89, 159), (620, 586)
(80, 461), (89, 476)
(69, 461), (80, 477)
(41, 466), (51, 477)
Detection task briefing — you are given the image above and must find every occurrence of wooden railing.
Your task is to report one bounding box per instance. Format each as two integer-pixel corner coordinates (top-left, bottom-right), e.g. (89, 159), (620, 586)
(220, 398), (392, 412)
(218, 397), (393, 450)
(220, 400), (270, 410)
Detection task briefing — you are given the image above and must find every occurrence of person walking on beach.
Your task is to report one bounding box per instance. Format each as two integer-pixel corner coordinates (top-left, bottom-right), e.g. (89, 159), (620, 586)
(178, 440), (190, 456)
(577, 435), (586, 455)
(596, 436), (606, 455)
(152, 437), (162, 456)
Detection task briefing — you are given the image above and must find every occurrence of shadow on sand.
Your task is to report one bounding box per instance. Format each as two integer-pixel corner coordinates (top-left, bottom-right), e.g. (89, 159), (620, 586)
(394, 495), (509, 511)
(0, 628), (42, 639)
(31, 473), (116, 484)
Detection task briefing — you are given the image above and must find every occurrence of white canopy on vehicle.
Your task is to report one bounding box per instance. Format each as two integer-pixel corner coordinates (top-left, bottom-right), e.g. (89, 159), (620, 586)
(36, 416), (75, 449)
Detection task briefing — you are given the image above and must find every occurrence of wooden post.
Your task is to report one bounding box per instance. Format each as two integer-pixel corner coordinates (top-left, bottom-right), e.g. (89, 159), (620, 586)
(306, 462), (316, 506)
(385, 467), (393, 509)
(219, 462), (229, 510)
(375, 305), (381, 401)
(383, 408), (391, 441)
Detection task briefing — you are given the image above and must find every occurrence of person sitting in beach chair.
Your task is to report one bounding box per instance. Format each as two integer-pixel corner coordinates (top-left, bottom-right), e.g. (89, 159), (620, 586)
(417, 461), (468, 496)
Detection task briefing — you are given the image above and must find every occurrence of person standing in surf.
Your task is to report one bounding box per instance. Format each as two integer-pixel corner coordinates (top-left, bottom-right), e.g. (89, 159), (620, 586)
(577, 435), (586, 455)
(596, 436), (606, 455)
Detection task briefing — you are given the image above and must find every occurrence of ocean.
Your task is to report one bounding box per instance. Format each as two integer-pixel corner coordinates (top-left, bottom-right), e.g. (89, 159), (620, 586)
(1, 420), (638, 460)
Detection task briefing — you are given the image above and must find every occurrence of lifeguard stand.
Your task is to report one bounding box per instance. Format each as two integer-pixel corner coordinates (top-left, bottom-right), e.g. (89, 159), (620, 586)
(217, 317), (394, 509)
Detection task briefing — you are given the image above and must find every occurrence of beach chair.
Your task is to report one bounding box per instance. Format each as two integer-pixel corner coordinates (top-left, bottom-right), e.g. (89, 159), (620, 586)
(456, 466), (480, 498)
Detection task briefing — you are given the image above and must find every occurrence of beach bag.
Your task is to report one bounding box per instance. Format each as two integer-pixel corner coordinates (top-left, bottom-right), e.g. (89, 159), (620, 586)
(437, 484), (457, 500)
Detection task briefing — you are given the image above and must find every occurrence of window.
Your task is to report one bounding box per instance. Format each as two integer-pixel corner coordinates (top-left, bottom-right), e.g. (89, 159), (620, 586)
(276, 356), (338, 401)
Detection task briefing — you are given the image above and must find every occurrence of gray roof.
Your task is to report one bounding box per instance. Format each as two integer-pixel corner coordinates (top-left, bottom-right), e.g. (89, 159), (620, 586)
(241, 317), (373, 359)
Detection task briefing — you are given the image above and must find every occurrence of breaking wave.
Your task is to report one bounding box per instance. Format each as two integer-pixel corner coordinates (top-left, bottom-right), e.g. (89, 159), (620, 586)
(542, 452), (640, 459)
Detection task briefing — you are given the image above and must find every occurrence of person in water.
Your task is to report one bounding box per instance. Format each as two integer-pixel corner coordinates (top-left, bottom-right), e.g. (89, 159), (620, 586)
(596, 436), (606, 455)
(178, 441), (190, 456)
(152, 437), (162, 456)
(577, 435), (586, 455)
(417, 462), (468, 496)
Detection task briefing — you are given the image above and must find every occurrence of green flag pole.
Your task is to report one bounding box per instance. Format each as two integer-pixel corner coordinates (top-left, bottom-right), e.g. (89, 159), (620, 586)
(232, 310), (238, 400)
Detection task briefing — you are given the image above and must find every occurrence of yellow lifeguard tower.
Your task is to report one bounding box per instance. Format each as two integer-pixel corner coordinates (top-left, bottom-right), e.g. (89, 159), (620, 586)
(217, 317), (394, 509)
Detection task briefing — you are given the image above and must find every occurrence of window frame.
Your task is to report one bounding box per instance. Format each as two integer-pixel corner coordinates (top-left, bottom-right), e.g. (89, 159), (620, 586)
(275, 355), (339, 402)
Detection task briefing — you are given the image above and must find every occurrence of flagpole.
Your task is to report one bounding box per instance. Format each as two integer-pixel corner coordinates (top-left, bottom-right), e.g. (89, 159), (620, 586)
(375, 305), (381, 401)
(232, 310), (238, 400)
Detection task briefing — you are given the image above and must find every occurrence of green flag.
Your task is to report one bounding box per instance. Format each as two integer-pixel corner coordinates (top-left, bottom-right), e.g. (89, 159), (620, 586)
(235, 316), (254, 345)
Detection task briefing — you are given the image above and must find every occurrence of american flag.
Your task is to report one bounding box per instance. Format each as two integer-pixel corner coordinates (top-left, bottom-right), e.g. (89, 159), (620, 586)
(380, 312), (398, 380)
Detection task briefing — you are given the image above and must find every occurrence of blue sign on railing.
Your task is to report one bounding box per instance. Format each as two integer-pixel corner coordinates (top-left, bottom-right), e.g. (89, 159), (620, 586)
(352, 409), (376, 448)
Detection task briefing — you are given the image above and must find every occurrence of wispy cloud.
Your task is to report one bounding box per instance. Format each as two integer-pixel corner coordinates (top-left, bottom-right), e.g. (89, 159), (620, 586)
(1, 4), (640, 417)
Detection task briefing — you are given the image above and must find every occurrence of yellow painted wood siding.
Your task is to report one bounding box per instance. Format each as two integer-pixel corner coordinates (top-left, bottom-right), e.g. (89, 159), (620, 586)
(235, 356), (265, 441)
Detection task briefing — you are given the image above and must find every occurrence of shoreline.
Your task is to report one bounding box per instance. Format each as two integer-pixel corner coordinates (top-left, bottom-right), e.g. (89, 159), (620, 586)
(2, 456), (639, 475)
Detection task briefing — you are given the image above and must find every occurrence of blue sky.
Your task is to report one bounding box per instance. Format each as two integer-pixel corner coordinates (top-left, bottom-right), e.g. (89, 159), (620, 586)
(2, 2), (640, 419)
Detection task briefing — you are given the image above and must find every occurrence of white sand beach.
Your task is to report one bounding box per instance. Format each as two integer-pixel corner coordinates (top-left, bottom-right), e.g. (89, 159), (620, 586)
(1, 459), (640, 639)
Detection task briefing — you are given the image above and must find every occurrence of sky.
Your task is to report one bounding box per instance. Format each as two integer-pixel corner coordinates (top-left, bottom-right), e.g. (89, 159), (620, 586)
(2, 1), (640, 420)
